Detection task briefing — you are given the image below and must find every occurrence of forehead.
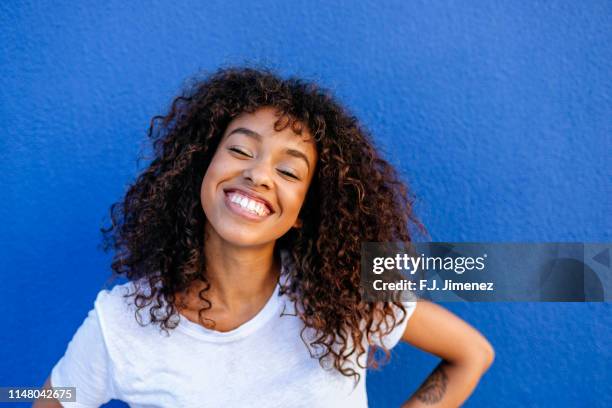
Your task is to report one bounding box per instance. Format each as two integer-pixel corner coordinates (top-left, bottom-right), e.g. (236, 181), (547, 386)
(224, 108), (317, 149)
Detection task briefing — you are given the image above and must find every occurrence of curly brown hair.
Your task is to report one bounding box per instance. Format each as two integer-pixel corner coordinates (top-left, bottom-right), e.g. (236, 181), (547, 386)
(101, 66), (424, 384)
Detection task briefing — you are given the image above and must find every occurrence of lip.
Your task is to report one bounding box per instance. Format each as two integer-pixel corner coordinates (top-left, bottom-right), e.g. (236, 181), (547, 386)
(223, 187), (275, 213)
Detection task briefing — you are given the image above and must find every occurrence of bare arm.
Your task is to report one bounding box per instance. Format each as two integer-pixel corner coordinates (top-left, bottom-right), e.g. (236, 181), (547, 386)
(400, 300), (495, 407)
(32, 376), (63, 408)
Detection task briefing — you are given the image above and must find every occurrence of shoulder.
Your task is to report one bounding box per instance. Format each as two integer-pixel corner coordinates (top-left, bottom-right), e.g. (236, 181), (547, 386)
(279, 249), (418, 350)
(94, 277), (163, 319)
(95, 280), (135, 312)
(94, 278), (170, 350)
(368, 300), (418, 350)
(94, 279), (142, 328)
(49, 281), (147, 403)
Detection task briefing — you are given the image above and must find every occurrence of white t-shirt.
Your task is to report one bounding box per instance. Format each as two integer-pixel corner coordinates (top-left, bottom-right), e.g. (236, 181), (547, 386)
(51, 254), (417, 408)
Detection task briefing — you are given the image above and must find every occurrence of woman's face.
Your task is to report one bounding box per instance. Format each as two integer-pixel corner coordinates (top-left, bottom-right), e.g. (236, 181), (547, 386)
(201, 107), (318, 247)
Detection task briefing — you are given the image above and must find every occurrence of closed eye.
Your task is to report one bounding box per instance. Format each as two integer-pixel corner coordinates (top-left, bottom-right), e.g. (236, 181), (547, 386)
(228, 147), (252, 157)
(278, 169), (299, 180)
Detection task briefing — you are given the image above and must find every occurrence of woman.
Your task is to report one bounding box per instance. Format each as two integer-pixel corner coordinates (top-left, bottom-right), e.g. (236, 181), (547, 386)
(37, 67), (494, 407)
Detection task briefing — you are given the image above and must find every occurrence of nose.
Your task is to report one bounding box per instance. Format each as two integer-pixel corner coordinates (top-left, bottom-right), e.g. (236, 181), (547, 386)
(243, 159), (273, 189)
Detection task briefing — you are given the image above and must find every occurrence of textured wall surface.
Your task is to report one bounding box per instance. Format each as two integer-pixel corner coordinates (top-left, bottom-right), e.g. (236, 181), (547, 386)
(1, 1), (610, 407)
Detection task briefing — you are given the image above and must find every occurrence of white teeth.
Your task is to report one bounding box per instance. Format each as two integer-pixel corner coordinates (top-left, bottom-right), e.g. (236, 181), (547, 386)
(227, 192), (270, 217)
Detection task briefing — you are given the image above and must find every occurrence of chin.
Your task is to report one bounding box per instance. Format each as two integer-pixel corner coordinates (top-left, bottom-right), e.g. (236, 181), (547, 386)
(209, 224), (271, 247)
(203, 210), (291, 248)
(225, 234), (268, 247)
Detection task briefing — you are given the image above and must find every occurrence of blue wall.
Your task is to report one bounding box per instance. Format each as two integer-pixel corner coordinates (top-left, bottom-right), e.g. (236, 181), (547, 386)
(1, 1), (610, 406)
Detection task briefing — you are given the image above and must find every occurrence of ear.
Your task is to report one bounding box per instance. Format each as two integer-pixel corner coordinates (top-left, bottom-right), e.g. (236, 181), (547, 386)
(292, 218), (303, 229)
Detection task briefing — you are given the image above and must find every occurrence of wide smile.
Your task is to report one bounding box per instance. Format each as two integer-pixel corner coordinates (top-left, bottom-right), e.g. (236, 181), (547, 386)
(223, 189), (275, 222)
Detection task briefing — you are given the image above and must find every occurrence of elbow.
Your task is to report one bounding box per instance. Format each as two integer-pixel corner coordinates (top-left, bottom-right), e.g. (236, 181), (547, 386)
(478, 338), (495, 372)
(461, 335), (494, 374)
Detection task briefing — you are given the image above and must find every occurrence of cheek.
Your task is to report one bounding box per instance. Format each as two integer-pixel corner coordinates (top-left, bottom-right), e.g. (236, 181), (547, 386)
(200, 158), (225, 210)
(281, 186), (309, 216)
(200, 168), (213, 203)
(201, 154), (228, 193)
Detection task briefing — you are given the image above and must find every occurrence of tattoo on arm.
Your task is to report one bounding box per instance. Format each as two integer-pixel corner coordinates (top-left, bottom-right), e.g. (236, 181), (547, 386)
(414, 363), (449, 405)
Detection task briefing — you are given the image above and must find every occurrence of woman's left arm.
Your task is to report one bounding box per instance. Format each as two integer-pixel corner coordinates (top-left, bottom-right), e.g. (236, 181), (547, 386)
(399, 300), (495, 408)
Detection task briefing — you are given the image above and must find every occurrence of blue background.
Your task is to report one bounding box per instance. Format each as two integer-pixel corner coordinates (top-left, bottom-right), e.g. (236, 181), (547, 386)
(1, 1), (610, 406)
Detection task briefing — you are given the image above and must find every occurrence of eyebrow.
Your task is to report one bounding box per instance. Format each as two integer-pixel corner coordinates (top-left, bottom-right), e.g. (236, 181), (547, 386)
(227, 127), (312, 171)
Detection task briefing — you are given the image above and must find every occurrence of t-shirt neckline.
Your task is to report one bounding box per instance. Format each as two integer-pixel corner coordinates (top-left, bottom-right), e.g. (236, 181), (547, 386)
(175, 258), (288, 343)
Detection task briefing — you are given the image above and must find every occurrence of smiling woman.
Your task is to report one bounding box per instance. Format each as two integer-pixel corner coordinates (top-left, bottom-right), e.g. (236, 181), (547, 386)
(36, 67), (493, 407)
(200, 108), (318, 246)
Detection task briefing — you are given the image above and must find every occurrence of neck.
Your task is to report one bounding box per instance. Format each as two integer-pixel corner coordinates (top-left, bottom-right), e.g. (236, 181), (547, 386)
(195, 223), (281, 312)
